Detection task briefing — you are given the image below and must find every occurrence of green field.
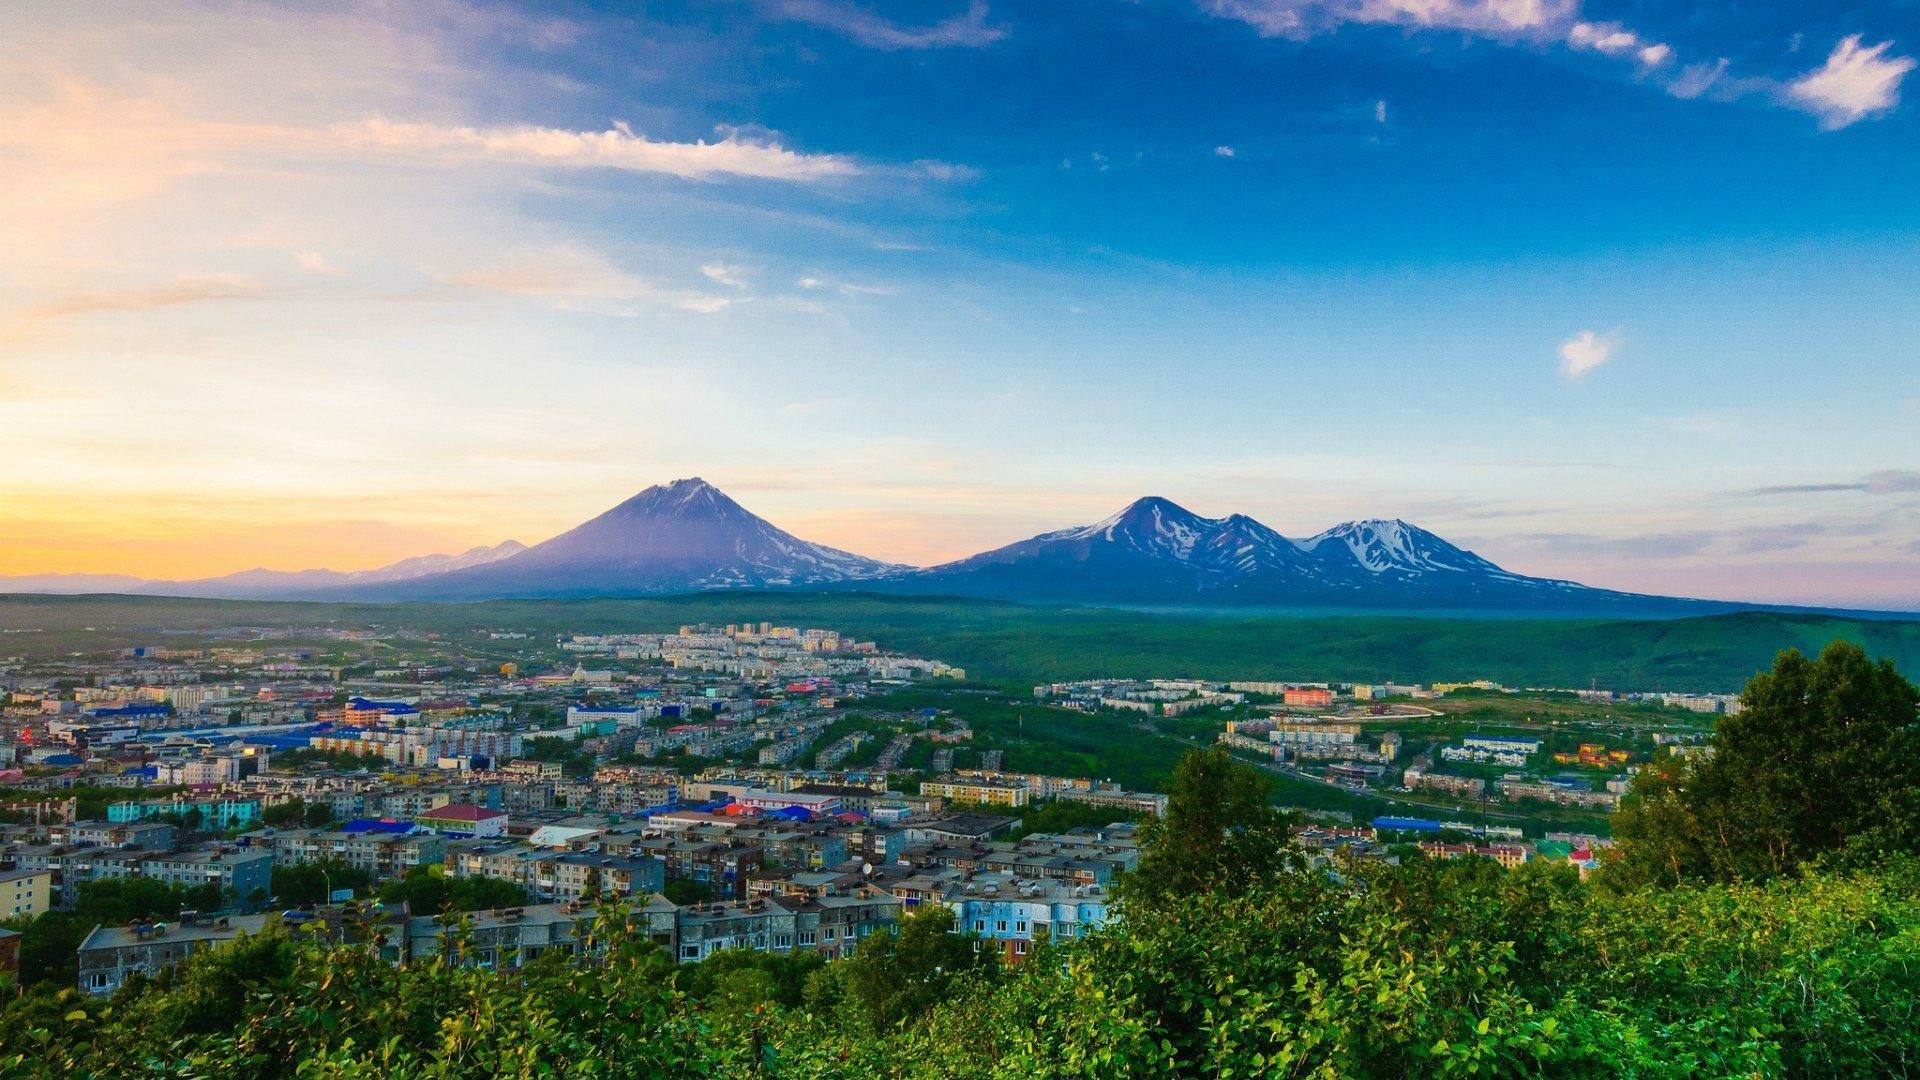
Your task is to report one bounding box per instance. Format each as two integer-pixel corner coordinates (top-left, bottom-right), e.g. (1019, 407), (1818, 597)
(4, 591), (1917, 692)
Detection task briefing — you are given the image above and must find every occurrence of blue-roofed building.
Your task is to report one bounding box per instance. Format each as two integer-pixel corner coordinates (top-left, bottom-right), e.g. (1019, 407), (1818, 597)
(84, 703), (170, 722)
(1371, 816), (1442, 834)
(339, 818), (420, 834)
(347, 697), (418, 718)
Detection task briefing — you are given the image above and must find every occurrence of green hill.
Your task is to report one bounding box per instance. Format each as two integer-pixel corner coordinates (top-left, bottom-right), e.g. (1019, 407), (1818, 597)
(2, 592), (1916, 691)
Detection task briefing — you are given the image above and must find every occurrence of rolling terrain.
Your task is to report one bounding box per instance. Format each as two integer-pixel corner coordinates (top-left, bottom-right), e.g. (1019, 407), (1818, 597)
(3, 591), (1915, 692)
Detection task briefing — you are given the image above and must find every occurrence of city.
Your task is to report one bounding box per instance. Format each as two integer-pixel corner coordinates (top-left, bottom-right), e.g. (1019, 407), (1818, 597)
(3, 0), (1917, 1075)
(1, 613), (1753, 995)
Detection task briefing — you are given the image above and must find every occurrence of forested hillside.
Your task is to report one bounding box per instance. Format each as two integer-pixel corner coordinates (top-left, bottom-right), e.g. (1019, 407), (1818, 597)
(5, 593), (1918, 691)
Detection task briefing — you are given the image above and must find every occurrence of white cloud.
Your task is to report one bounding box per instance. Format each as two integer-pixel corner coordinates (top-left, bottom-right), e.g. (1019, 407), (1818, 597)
(326, 118), (866, 182)
(798, 274), (896, 297)
(293, 250), (331, 273)
(701, 262), (750, 288)
(771, 0), (1007, 50)
(1567, 21), (1671, 66)
(1199, 0), (1917, 132)
(1204, 0), (1575, 40)
(1666, 59), (1730, 100)
(1214, 144), (1236, 157)
(1785, 36), (1915, 129)
(1568, 21), (1636, 54)
(1557, 329), (1619, 379)
(1374, 99), (1388, 123)
(448, 248), (734, 316)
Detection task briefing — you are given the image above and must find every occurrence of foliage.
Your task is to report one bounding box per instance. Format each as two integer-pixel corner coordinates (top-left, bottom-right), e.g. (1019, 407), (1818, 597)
(261, 797), (336, 828)
(519, 736), (598, 778)
(2, 877), (222, 987)
(6, 856), (1920, 1077)
(1005, 798), (1141, 840)
(1123, 746), (1297, 908)
(1609, 641), (1920, 887)
(271, 859), (373, 905)
(376, 865), (529, 914)
(661, 878), (714, 905)
(11, 592), (1916, 692)
(832, 905), (999, 1031)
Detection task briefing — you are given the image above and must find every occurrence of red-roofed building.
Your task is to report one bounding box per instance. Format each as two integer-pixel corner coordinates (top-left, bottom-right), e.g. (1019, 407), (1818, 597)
(415, 803), (508, 838)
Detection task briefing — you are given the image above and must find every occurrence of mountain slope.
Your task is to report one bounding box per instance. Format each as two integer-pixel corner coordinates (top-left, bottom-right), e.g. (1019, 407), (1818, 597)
(354, 478), (905, 599)
(890, 497), (1706, 613)
(128, 541), (529, 599)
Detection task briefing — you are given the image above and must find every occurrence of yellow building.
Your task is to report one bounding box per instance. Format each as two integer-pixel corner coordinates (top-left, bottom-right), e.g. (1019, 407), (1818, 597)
(920, 777), (1032, 808)
(1, 868), (52, 920)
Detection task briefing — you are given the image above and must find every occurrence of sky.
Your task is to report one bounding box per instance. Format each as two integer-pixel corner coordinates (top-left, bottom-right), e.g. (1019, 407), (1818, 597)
(1, 0), (1917, 609)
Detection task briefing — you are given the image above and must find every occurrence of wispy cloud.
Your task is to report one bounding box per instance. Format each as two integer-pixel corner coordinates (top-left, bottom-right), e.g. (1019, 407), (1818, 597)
(1204, 0), (1574, 40)
(28, 273), (270, 319)
(327, 118), (866, 182)
(1214, 144), (1237, 157)
(770, 0), (1007, 50)
(446, 248), (736, 315)
(1502, 522), (1843, 560)
(1785, 36), (1915, 129)
(1202, 1), (1911, 129)
(1567, 21), (1669, 66)
(701, 262), (751, 288)
(1557, 329), (1618, 379)
(1742, 470), (1920, 497)
(798, 274), (898, 297)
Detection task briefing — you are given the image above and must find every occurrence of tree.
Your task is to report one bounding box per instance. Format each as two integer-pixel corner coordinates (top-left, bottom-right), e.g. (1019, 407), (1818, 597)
(1609, 641), (1920, 887)
(1122, 745), (1295, 907)
(261, 799), (309, 828)
(377, 865), (527, 914)
(271, 859), (371, 905)
(836, 906), (997, 1031)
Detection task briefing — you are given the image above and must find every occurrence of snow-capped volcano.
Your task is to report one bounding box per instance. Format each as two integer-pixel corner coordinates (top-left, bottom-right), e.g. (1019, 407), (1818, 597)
(896, 496), (1624, 609)
(1300, 519), (1512, 578)
(358, 478), (907, 599)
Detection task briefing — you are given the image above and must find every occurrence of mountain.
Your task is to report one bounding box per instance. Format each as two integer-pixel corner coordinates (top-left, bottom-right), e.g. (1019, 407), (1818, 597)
(0, 482), (1813, 615)
(891, 496), (1326, 602)
(0, 572), (148, 595)
(890, 496), (1692, 613)
(0, 542), (526, 600)
(351, 478), (906, 599)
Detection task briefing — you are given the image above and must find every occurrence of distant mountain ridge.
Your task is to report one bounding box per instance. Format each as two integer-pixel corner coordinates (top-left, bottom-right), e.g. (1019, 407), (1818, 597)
(0, 541), (526, 599)
(0, 478), (1866, 616)
(891, 495), (1612, 609)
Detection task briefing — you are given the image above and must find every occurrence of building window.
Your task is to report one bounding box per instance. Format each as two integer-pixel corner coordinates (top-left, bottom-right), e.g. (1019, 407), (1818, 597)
(1014, 940), (1028, 956)
(1015, 920), (1028, 934)
(996, 920), (1007, 934)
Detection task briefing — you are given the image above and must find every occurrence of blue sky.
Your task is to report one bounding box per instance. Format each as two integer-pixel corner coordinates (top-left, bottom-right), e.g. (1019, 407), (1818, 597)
(1, 0), (1916, 608)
